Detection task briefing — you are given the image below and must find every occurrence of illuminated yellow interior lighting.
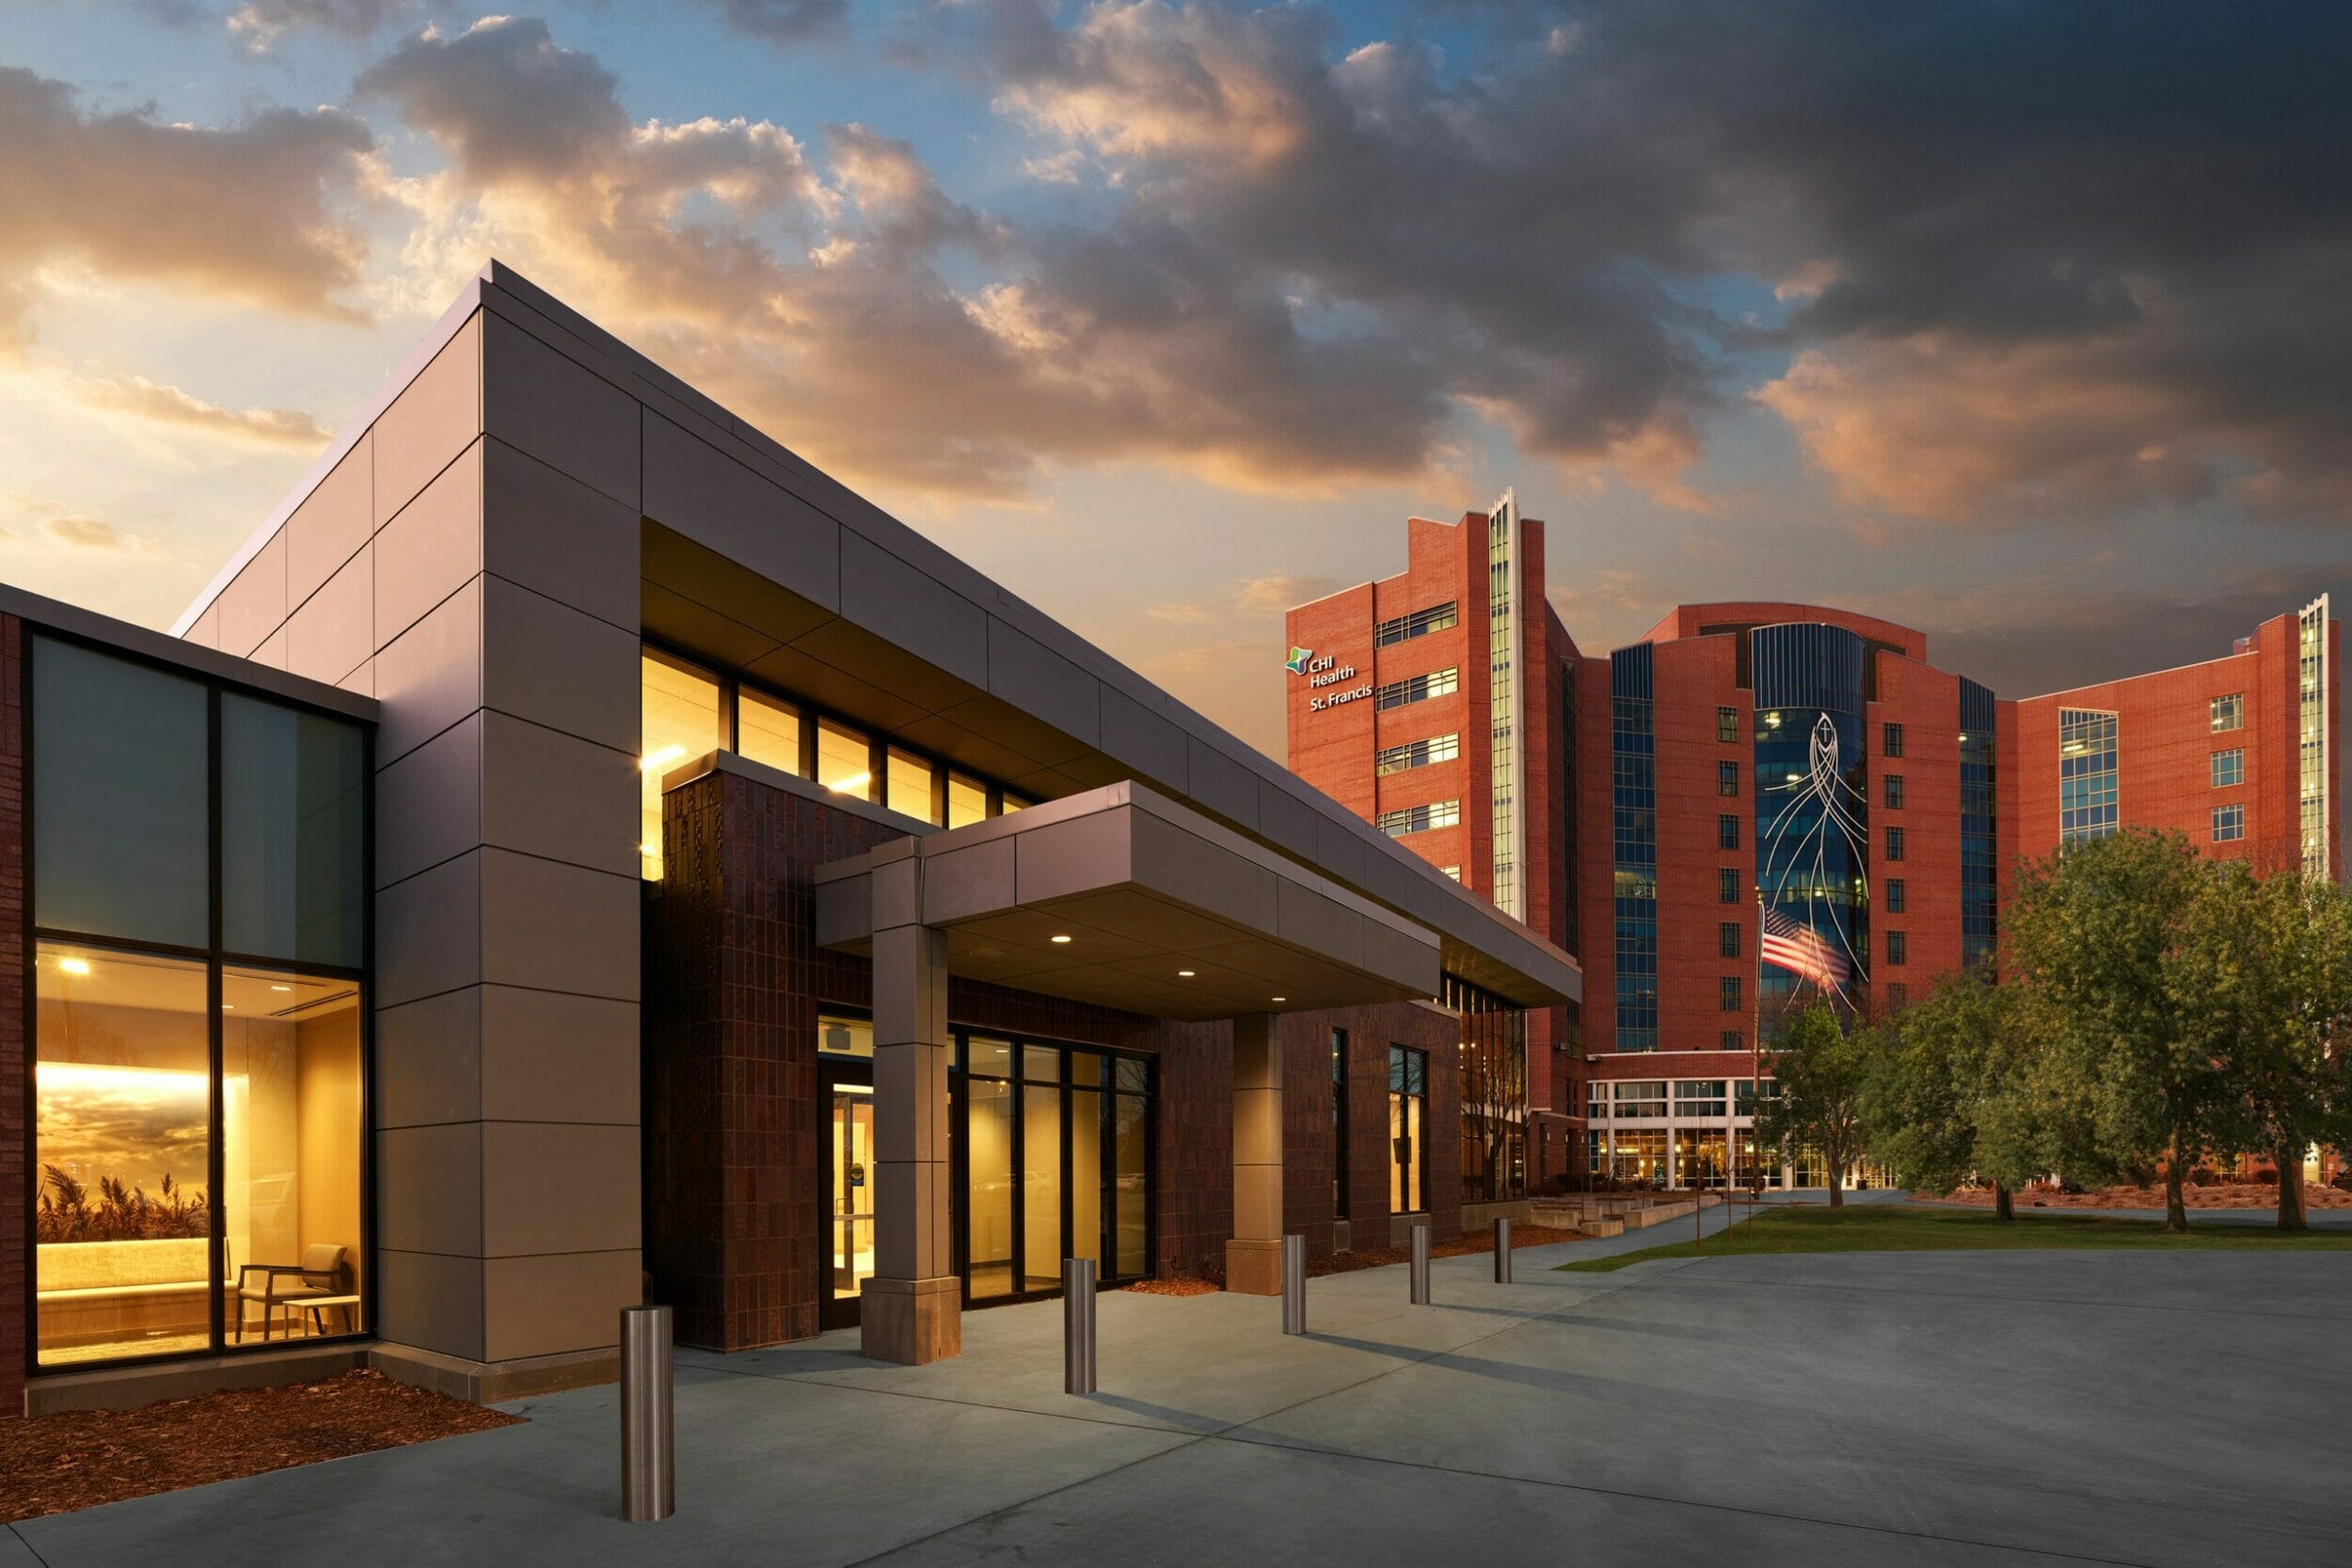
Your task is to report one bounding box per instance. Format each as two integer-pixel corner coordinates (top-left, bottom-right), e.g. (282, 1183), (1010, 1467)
(57, 958), (91, 976)
(828, 771), (872, 794)
(36, 1061), (209, 1094)
(639, 744), (688, 775)
(1050, 934), (1073, 944)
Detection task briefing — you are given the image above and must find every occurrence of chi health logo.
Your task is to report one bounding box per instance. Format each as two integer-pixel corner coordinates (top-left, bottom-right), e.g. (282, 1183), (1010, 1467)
(1285, 646), (1313, 675)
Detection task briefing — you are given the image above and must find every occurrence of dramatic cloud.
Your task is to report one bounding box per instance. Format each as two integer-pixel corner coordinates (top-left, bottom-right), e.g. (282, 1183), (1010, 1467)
(357, 18), (631, 186)
(65, 372), (332, 448)
(0, 67), (373, 343)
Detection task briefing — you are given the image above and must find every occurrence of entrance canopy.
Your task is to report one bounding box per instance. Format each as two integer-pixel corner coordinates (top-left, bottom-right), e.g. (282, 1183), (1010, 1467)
(816, 781), (1461, 1022)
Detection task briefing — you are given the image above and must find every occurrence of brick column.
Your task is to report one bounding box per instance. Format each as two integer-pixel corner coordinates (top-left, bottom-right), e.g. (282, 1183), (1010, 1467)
(1226, 1012), (1284, 1294)
(861, 866), (959, 1364)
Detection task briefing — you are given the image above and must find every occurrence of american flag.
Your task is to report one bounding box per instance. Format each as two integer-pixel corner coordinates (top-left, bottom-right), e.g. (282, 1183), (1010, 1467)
(1760, 905), (1850, 990)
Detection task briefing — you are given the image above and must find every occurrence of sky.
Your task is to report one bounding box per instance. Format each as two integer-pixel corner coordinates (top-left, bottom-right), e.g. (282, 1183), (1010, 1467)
(2, 0), (2348, 762)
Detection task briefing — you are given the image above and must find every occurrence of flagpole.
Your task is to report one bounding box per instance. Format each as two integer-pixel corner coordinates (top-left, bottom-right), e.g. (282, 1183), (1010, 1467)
(1752, 886), (1766, 1200)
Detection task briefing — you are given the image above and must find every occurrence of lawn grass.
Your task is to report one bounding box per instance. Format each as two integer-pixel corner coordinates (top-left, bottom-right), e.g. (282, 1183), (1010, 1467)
(1557, 1201), (2352, 1273)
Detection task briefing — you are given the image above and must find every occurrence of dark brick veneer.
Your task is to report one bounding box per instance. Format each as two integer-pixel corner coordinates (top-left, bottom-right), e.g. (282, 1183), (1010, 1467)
(643, 763), (1472, 1351)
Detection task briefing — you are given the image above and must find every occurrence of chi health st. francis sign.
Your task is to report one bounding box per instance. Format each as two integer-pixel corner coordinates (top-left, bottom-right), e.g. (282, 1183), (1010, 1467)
(1288, 647), (1374, 712)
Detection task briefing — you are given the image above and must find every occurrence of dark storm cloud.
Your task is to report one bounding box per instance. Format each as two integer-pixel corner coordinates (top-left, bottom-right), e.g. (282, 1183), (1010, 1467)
(912, 0), (2352, 519)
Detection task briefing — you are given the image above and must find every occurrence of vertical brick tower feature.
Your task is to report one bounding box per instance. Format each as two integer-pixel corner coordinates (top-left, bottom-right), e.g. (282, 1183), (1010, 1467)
(1286, 498), (1582, 1166)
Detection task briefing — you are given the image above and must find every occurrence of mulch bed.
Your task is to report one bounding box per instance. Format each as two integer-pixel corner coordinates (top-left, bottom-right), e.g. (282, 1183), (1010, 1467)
(1927, 1181), (2352, 1211)
(0, 1370), (524, 1526)
(1123, 1223), (1589, 1293)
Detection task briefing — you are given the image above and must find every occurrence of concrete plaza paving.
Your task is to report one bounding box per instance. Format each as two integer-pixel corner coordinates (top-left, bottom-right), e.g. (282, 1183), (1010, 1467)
(9, 1199), (2346, 1567)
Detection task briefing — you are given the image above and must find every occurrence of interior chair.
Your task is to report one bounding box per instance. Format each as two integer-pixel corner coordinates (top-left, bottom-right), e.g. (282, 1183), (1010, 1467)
(231, 1244), (349, 1342)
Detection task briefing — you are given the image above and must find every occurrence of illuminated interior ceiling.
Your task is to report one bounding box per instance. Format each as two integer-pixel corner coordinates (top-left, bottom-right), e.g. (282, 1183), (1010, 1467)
(37, 945), (358, 1020)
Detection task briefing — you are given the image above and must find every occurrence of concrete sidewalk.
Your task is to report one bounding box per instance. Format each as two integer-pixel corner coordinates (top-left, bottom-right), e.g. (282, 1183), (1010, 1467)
(10, 1206), (2345, 1567)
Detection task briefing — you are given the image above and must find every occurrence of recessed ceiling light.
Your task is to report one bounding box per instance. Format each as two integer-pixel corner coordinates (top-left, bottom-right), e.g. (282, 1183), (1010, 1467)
(1177, 970), (1196, 977)
(1271, 996), (1287, 1003)
(58, 958), (91, 976)
(222, 1004), (236, 1011)
(1050, 934), (1073, 943)
(270, 985), (293, 993)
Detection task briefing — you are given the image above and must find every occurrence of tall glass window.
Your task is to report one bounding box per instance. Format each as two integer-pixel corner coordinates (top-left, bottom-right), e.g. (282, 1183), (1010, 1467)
(1451, 978), (1524, 1203)
(2298, 597), (2330, 877)
(1611, 645), (1659, 1050)
(29, 636), (370, 1370)
(2058, 708), (2120, 845)
(220, 966), (363, 1345)
(34, 944), (211, 1367)
(1752, 624), (1869, 1012)
(1330, 1028), (1350, 1219)
(1959, 679), (1998, 969)
(640, 650), (723, 879)
(947, 773), (990, 829)
(1388, 1046), (1427, 1213)
(956, 1034), (1151, 1302)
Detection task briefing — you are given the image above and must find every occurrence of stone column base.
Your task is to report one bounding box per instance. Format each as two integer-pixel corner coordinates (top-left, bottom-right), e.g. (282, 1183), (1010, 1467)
(860, 1275), (962, 1364)
(1225, 1238), (1285, 1296)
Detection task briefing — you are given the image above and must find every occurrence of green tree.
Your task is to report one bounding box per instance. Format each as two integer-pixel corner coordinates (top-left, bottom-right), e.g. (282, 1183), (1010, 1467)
(2173, 862), (2352, 1231)
(1864, 968), (2045, 1219)
(2005, 828), (2227, 1232)
(1755, 1001), (1871, 1208)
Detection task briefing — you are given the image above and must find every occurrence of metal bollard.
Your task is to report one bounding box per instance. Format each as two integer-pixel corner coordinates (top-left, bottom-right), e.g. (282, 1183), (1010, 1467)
(1409, 1220), (1432, 1305)
(620, 1304), (675, 1524)
(1493, 1216), (1513, 1284)
(1281, 1233), (1306, 1335)
(1063, 1257), (1098, 1395)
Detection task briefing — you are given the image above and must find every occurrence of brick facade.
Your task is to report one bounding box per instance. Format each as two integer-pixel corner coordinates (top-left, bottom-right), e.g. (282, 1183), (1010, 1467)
(644, 765), (1476, 1350)
(2, 616), (24, 1418)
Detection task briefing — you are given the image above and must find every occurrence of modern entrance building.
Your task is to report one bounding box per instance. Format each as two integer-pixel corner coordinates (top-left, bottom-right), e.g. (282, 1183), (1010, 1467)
(1, 262), (1577, 1417)
(1291, 517), (2339, 1191)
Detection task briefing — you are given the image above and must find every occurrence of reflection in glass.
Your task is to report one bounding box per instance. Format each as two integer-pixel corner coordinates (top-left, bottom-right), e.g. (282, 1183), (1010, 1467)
(34, 638), (209, 947)
(1022, 1085), (1061, 1291)
(947, 774), (988, 829)
(830, 1085), (874, 1302)
(1070, 1088), (1103, 1265)
(1389, 1046), (1426, 1213)
(1113, 1093), (1148, 1275)
(887, 748), (936, 824)
(966, 1079), (1013, 1298)
(34, 944), (212, 1367)
(966, 1036), (1012, 1077)
(739, 689), (803, 777)
(640, 651), (723, 879)
(220, 966), (364, 1346)
(818, 720), (874, 800)
(221, 695), (366, 969)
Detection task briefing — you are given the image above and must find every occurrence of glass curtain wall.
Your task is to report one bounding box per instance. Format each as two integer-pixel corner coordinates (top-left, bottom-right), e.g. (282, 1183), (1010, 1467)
(1610, 644), (1659, 1050)
(1958, 678), (1998, 969)
(1751, 625), (1869, 1021)
(29, 637), (369, 1370)
(1450, 978), (1526, 1202)
(1388, 1046), (1428, 1212)
(956, 1033), (1151, 1303)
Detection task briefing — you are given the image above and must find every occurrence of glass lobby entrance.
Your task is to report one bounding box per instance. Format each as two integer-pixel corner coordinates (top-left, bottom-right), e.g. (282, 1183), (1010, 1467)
(817, 1016), (1155, 1324)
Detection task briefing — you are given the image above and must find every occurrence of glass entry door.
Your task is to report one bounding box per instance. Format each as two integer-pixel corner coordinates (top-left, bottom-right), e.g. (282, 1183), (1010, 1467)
(819, 1063), (874, 1329)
